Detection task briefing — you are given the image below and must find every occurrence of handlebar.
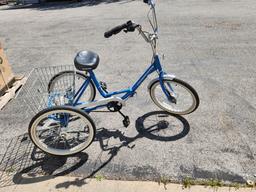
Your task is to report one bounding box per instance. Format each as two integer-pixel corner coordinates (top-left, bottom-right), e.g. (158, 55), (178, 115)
(104, 0), (158, 55)
(104, 20), (139, 38)
(104, 22), (128, 38)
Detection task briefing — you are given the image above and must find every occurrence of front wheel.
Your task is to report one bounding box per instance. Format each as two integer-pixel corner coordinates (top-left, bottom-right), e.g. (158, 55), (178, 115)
(28, 106), (96, 156)
(149, 78), (199, 115)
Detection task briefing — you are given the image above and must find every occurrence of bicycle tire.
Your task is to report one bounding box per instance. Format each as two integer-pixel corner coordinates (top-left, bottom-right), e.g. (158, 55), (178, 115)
(149, 78), (199, 115)
(48, 70), (96, 103)
(28, 106), (96, 156)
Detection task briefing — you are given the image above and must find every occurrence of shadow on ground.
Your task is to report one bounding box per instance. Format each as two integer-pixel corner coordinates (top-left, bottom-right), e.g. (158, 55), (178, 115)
(0, 111), (189, 188)
(0, 133), (88, 187)
(3, 0), (134, 11)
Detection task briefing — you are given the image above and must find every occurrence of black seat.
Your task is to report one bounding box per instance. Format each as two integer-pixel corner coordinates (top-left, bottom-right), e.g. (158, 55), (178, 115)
(74, 50), (99, 71)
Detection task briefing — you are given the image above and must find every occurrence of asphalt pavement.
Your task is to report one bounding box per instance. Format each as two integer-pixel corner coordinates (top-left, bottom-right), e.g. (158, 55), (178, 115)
(0, 0), (255, 187)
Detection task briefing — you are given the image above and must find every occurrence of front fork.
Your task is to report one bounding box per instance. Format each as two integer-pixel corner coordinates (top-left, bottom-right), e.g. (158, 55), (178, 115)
(159, 72), (177, 103)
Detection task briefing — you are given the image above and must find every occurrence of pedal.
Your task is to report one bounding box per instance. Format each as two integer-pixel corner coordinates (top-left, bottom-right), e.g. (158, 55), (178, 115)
(118, 110), (130, 127)
(123, 116), (130, 128)
(100, 81), (108, 92)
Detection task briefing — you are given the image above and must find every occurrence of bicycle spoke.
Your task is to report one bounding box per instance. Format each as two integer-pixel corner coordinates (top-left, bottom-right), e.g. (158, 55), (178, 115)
(30, 107), (95, 156)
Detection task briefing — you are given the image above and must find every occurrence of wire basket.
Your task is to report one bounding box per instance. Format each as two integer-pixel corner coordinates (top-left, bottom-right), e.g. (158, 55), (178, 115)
(0, 65), (78, 141)
(19, 65), (80, 114)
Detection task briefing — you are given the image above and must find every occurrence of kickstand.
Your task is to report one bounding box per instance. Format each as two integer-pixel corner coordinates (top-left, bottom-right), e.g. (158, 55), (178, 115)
(118, 110), (130, 127)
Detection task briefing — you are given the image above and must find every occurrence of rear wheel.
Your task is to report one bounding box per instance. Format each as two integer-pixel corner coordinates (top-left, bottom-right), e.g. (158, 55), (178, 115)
(48, 71), (96, 103)
(149, 78), (199, 115)
(29, 106), (96, 156)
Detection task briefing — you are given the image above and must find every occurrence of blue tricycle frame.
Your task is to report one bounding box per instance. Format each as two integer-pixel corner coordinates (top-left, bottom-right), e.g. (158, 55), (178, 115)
(28, 0), (199, 157)
(66, 54), (173, 113)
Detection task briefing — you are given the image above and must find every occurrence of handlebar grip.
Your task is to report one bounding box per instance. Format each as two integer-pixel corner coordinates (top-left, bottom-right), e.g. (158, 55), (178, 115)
(104, 23), (128, 38)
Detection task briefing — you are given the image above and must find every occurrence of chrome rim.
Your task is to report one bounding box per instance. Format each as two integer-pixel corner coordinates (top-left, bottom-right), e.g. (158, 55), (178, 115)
(151, 80), (196, 115)
(30, 109), (94, 156)
(49, 72), (94, 103)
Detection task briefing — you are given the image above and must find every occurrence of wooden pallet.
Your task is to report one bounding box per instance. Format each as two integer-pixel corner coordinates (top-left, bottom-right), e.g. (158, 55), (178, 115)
(0, 42), (28, 110)
(0, 42), (15, 95)
(0, 75), (27, 110)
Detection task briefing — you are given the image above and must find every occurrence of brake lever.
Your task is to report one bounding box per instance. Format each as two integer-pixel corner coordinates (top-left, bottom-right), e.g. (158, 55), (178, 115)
(124, 22), (140, 33)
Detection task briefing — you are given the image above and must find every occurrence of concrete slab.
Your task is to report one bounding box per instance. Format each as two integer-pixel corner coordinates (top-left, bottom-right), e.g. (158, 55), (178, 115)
(0, 174), (254, 192)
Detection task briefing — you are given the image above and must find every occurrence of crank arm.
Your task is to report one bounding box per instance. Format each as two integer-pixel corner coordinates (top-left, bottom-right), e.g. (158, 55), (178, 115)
(78, 96), (125, 109)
